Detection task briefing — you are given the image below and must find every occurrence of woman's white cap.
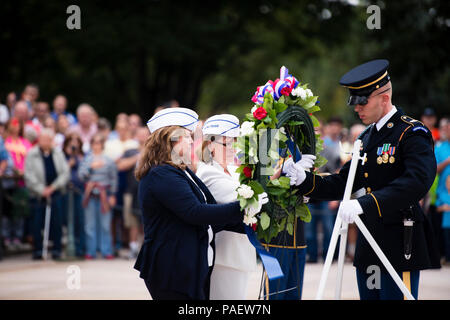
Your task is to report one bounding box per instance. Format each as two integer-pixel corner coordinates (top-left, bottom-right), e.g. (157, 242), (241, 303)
(147, 107), (199, 133)
(202, 114), (240, 137)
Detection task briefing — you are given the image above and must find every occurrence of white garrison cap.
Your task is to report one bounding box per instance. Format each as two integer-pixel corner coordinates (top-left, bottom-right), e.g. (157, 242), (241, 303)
(147, 107), (199, 133)
(202, 114), (240, 137)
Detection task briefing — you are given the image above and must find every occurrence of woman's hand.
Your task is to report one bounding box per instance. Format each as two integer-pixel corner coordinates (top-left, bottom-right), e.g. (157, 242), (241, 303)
(68, 157), (76, 168)
(270, 167), (282, 180)
(108, 195), (116, 208)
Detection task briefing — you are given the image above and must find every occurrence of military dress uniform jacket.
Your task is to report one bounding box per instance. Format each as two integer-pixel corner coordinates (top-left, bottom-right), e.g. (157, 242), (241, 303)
(134, 164), (244, 300)
(297, 108), (440, 272)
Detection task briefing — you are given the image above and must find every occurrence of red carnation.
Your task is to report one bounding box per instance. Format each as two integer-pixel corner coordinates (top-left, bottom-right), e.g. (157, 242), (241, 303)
(280, 86), (292, 96)
(243, 166), (252, 178)
(253, 107), (268, 120)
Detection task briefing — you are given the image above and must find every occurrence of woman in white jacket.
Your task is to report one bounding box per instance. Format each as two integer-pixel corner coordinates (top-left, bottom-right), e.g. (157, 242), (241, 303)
(196, 114), (257, 300)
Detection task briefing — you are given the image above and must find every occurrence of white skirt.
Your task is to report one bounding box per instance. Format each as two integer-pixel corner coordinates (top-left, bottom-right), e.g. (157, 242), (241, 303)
(210, 265), (250, 300)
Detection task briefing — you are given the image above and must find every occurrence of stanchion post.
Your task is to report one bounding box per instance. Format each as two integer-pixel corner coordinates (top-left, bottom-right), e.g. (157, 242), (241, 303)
(66, 183), (76, 258)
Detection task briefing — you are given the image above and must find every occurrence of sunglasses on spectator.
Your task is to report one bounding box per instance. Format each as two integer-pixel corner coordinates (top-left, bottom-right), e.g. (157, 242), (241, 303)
(213, 140), (235, 147)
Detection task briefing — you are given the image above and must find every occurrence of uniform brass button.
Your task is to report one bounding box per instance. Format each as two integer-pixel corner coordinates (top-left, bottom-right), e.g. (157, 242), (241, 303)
(364, 158), (368, 163)
(366, 187), (372, 193)
(364, 172), (368, 178)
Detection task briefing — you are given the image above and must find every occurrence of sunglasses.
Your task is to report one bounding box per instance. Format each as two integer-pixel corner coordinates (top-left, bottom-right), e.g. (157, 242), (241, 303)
(213, 140), (235, 147)
(348, 87), (391, 106)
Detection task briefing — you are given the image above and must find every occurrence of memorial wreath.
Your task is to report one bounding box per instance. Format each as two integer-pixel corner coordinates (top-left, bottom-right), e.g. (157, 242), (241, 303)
(235, 66), (327, 242)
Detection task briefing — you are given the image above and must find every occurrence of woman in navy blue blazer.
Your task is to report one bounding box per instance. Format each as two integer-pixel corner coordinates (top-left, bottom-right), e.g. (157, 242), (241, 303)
(134, 108), (256, 300)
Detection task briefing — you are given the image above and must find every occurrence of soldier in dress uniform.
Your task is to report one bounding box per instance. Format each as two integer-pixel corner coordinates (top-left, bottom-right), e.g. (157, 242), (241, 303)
(287, 59), (441, 299)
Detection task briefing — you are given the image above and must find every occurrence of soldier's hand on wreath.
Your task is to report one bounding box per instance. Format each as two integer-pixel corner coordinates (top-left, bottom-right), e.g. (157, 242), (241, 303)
(282, 157), (299, 185)
(295, 154), (316, 171)
(282, 154), (316, 186)
(282, 158), (305, 186)
(338, 199), (363, 224)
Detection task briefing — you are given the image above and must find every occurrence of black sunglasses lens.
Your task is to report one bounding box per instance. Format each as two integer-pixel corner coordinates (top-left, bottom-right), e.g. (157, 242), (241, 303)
(348, 95), (368, 106)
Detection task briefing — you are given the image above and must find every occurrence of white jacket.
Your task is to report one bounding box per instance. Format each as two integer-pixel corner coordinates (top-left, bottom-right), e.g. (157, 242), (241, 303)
(196, 161), (257, 272)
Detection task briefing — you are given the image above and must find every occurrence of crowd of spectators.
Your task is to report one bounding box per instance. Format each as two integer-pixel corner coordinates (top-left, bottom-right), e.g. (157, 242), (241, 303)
(0, 84), (150, 260)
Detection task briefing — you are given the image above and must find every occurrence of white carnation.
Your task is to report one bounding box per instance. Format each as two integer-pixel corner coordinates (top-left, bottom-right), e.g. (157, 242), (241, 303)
(292, 87), (307, 100)
(243, 214), (258, 225)
(237, 184), (254, 199)
(240, 121), (255, 136)
(305, 88), (313, 97)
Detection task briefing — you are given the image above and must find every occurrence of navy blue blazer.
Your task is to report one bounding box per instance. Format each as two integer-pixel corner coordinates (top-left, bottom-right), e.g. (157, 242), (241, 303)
(134, 164), (243, 299)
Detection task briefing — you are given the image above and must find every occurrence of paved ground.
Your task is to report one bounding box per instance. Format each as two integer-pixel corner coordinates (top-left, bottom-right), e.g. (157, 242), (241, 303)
(1, 253), (449, 300)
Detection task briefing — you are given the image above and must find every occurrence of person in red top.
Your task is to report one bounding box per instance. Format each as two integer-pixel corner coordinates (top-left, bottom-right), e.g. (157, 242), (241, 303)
(421, 108), (440, 142)
(13, 100), (41, 145)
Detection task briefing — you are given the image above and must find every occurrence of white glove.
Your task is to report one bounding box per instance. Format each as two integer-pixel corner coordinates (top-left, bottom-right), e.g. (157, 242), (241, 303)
(282, 154), (316, 175)
(282, 155), (316, 186)
(296, 154), (316, 171)
(282, 158), (306, 186)
(281, 158), (298, 185)
(245, 192), (269, 217)
(292, 166), (306, 186)
(338, 199), (363, 224)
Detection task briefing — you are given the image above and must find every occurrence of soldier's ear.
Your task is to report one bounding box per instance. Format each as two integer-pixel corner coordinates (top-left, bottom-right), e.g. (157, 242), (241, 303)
(381, 93), (390, 105)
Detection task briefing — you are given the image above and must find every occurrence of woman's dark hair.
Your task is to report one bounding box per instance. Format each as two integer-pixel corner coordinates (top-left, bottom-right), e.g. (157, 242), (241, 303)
(5, 117), (24, 138)
(63, 132), (84, 156)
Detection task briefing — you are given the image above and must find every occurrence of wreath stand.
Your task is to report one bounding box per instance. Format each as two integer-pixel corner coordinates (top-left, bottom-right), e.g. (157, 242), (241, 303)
(256, 105), (315, 300)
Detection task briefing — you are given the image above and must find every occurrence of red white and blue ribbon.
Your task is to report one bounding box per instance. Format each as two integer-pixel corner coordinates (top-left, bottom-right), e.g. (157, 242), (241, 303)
(251, 66), (299, 104)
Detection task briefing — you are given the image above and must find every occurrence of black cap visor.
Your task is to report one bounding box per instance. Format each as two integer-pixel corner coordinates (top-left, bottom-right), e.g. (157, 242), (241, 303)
(347, 95), (368, 106)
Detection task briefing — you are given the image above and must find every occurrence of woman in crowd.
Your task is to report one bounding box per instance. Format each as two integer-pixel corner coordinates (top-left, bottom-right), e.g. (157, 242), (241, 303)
(4, 118), (32, 181)
(62, 132), (86, 258)
(196, 114), (257, 300)
(133, 107), (266, 300)
(78, 133), (117, 259)
(3, 118), (33, 249)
